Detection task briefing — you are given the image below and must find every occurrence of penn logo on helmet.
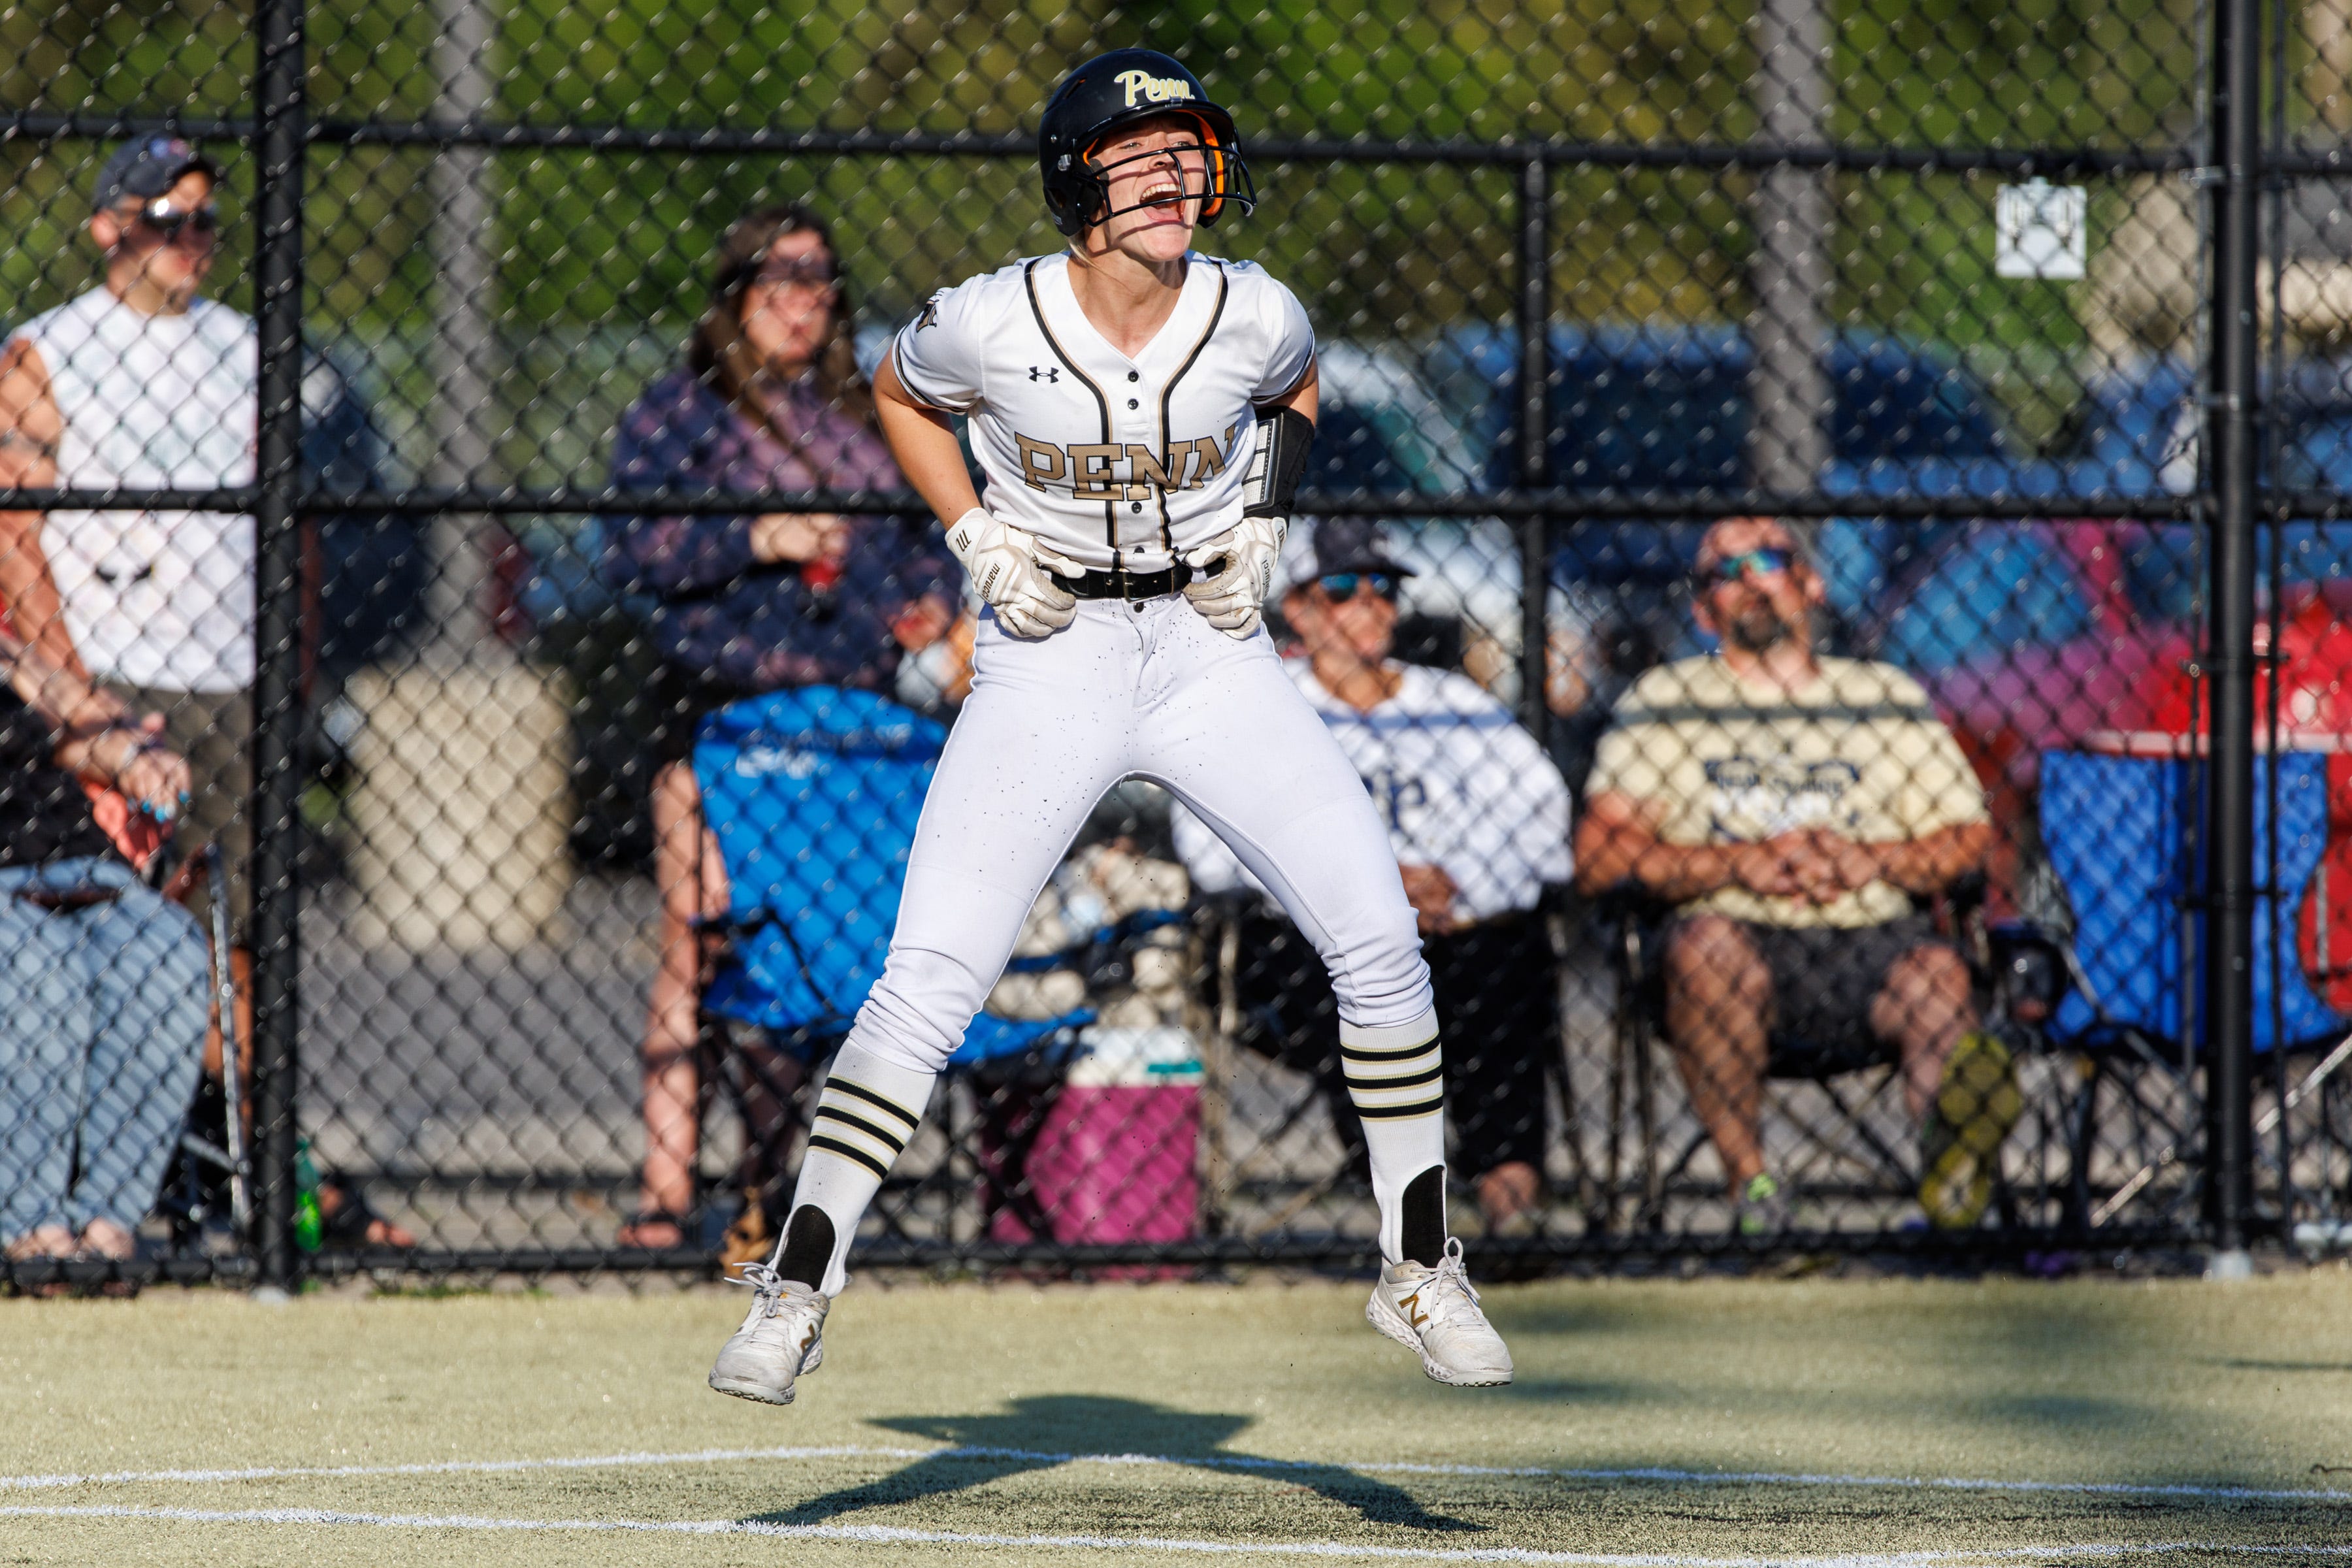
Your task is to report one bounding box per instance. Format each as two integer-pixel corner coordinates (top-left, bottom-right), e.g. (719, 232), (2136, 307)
(1115, 69), (1196, 108)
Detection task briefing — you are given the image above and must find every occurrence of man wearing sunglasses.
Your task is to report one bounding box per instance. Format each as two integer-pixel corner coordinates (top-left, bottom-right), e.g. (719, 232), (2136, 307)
(1174, 519), (1572, 1234)
(1574, 517), (2016, 1233)
(0, 137), (265, 1122)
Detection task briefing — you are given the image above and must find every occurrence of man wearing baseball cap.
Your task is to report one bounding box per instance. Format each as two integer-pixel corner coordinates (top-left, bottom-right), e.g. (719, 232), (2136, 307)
(1173, 519), (1575, 1235)
(0, 134), (256, 921)
(0, 135), (265, 1201)
(0, 138), (410, 1252)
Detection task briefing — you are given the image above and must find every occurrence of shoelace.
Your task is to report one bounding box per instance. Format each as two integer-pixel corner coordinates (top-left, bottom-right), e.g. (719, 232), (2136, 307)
(1416, 1237), (1485, 1328)
(728, 1261), (786, 1318)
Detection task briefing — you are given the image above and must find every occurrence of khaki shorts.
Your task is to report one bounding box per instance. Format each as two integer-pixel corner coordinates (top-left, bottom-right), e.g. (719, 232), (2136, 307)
(106, 683), (253, 944)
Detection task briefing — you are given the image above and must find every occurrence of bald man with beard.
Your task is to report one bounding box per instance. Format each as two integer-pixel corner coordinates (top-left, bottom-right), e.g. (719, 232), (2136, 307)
(1574, 517), (2019, 1234)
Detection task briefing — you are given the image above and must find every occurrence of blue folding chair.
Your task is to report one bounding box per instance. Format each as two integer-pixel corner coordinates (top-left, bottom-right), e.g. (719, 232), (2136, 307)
(2040, 747), (2352, 1228)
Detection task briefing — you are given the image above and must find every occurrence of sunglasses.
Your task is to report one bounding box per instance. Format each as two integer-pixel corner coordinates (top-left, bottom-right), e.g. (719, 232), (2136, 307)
(1317, 572), (1399, 603)
(1698, 547), (1795, 586)
(745, 257), (838, 291)
(125, 197), (219, 240)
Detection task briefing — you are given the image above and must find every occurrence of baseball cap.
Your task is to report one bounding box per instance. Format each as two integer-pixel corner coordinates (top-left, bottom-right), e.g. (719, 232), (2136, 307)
(1275, 517), (1418, 597)
(93, 136), (218, 212)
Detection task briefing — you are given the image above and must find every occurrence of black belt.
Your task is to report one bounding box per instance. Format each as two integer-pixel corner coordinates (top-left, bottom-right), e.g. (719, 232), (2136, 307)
(1051, 561), (1195, 601)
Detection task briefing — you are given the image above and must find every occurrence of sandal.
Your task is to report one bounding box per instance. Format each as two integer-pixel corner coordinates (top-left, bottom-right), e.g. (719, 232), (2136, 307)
(617, 1209), (687, 1249)
(316, 1177), (417, 1249)
(4, 1228), (77, 1299)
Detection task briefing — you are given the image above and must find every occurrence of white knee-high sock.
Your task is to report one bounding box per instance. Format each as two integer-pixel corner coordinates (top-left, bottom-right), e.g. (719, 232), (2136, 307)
(771, 1041), (938, 1295)
(1340, 1009), (1449, 1267)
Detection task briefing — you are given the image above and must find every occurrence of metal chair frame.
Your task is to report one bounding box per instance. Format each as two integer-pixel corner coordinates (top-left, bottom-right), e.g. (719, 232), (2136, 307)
(1593, 877), (2060, 1235)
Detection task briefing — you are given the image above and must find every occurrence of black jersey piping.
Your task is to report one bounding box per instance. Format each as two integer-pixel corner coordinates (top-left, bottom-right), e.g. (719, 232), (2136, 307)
(1155, 261), (1229, 554)
(1022, 258), (1118, 566)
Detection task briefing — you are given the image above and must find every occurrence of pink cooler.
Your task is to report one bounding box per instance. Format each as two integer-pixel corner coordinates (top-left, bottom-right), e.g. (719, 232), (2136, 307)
(977, 1028), (1201, 1262)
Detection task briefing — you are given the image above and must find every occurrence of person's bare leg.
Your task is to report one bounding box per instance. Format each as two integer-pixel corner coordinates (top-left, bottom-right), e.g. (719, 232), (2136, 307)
(1663, 915), (1773, 1196)
(1473, 1160), (1541, 1226)
(1869, 943), (1975, 1122)
(629, 761), (727, 1246)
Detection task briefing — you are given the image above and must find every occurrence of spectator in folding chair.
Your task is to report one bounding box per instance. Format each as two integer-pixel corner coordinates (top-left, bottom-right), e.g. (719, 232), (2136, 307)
(1573, 516), (2017, 1232)
(601, 201), (956, 1253)
(1174, 519), (1574, 1232)
(0, 621), (206, 1283)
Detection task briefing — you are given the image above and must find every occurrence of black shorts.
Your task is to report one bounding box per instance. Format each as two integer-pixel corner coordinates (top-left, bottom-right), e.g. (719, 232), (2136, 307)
(1668, 913), (1947, 1075)
(647, 663), (759, 770)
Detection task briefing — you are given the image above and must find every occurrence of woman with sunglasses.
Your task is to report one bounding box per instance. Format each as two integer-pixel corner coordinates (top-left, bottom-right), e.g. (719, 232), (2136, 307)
(706, 50), (1512, 1409)
(602, 203), (956, 1256)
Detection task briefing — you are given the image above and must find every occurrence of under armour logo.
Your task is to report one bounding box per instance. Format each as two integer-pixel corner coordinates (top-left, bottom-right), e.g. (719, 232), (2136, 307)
(1029, 367), (1060, 383)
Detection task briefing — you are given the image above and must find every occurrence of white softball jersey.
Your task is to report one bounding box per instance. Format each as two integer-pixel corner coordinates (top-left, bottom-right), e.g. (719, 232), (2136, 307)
(1175, 660), (1574, 923)
(14, 287), (258, 693)
(890, 250), (1312, 574)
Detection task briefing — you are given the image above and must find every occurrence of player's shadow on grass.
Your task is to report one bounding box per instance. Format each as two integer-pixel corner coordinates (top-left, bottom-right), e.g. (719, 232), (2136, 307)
(745, 1394), (1480, 1532)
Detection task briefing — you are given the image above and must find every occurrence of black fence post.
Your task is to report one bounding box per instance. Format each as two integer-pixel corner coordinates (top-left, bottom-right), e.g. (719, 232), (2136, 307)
(2203, 0), (2261, 1267)
(249, 0), (308, 1291)
(1516, 156), (1551, 747)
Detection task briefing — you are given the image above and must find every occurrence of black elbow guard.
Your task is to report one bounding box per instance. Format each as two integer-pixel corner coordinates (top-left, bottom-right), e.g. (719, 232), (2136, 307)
(1243, 406), (1315, 519)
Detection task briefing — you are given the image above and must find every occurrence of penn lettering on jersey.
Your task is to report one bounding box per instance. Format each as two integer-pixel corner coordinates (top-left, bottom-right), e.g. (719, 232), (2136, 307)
(1009, 429), (1236, 497)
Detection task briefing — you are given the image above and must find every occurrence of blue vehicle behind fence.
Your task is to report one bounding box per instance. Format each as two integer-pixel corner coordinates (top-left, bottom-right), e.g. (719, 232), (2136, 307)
(1430, 323), (2010, 593)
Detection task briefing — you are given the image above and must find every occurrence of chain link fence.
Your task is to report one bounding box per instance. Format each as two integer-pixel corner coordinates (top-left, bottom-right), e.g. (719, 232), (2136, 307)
(4, 0), (2351, 1289)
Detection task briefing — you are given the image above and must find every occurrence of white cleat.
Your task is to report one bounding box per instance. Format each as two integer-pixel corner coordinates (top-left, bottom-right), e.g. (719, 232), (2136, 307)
(1365, 1237), (1514, 1387)
(708, 1263), (828, 1405)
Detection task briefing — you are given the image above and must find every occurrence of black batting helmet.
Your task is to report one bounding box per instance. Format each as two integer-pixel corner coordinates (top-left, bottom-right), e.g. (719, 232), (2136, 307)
(1037, 49), (1256, 238)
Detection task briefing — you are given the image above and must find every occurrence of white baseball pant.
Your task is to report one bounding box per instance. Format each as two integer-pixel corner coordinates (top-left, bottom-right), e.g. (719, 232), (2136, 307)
(849, 594), (1438, 1074)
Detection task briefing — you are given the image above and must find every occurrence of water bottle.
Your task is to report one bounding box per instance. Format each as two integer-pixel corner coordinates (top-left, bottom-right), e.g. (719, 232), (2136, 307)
(294, 1138), (323, 1253)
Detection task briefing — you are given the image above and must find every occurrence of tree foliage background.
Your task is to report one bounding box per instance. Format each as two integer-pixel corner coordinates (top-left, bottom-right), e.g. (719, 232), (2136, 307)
(0, 0), (2269, 491)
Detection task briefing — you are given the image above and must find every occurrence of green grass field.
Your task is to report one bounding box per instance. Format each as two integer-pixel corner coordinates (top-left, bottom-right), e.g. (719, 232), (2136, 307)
(5, 1269), (2351, 1565)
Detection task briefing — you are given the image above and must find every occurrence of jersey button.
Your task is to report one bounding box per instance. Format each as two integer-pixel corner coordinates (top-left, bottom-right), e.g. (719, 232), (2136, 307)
(1126, 398), (1139, 410)
(1127, 371), (1139, 382)
(1130, 501), (1143, 512)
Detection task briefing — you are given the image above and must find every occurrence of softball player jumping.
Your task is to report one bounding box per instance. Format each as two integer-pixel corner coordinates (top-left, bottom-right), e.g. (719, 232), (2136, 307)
(708, 46), (1512, 1403)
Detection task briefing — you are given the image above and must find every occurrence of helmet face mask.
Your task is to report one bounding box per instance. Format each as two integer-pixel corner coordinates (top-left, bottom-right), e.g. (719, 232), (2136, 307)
(1079, 121), (1217, 232)
(1039, 50), (1256, 239)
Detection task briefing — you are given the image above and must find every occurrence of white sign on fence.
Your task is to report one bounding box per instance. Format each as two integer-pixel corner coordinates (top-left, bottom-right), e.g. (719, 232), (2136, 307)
(1995, 178), (2089, 280)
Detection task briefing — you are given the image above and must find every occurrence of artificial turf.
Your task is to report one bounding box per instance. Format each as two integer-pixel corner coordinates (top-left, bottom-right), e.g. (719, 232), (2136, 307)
(4, 1267), (2349, 1565)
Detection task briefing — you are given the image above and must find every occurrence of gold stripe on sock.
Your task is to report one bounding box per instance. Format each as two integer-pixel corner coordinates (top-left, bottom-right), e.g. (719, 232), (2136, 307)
(811, 1104), (909, 1157)
(805, 1134), (891, 1179)
(825, 1077), (921, 1134)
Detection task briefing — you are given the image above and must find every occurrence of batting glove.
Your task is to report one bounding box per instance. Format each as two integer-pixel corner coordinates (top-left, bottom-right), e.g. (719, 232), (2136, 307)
(1181, 515), (1286, 639)
(945, 507), (1082, 640)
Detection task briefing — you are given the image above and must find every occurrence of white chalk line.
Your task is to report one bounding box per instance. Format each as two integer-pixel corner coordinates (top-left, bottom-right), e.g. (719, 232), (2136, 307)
(4, 1441), (2347, 1511)
(6, 1502), (2352, 1566)
(0, 1444), (931, 1492)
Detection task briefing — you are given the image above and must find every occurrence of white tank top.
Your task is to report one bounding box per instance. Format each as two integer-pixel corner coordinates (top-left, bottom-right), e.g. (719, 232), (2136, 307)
(15, 287), (257, 691)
